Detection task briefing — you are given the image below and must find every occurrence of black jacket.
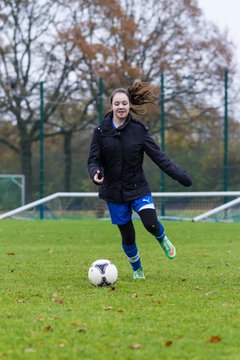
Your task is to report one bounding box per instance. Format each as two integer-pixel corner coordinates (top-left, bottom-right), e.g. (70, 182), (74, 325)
(88, 111), (192, 203)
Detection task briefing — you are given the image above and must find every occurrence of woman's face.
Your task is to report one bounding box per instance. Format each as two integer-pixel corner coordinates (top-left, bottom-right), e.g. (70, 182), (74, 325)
(111, 92), (130, 122)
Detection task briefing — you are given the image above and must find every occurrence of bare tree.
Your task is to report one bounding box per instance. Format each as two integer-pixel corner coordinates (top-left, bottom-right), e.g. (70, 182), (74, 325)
(66, 0), (236, 121)
(0, 0), (238, 198)
(0, 0), (88, 199)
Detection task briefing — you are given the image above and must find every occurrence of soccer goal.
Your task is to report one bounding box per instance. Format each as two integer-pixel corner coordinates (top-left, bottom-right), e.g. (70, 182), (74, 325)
(0, 191), (240, 222)
(0, 174), (25, 211)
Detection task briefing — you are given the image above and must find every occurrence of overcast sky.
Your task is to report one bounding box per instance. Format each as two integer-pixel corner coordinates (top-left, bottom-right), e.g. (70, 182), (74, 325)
(198, 0), (240, 57)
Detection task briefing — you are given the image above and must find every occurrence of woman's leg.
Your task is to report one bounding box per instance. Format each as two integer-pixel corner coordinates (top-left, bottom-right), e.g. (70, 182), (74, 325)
(107, 201), (145, 278)
(138, 208), (176, 259)
(118, 220), (142, 271)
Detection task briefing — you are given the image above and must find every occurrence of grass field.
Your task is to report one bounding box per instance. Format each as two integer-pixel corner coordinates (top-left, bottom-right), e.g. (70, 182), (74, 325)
(0, 220), (240, 360)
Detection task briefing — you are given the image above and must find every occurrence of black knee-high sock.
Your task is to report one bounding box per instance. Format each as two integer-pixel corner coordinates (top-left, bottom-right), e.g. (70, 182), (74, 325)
(138, 208), (165, 242)
(118, 221), (142, 271)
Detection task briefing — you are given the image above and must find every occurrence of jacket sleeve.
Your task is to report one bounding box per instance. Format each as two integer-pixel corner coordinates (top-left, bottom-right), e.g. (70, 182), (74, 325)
(87, 127), (102, 183)
(143, 129), (192, 187)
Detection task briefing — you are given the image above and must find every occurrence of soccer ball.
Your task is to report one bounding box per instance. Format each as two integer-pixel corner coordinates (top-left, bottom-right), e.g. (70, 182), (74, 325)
(88, 259), (118, 287)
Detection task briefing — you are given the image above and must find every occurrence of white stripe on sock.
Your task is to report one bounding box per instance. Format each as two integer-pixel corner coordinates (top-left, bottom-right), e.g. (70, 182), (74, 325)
(127, 252), (140, 263)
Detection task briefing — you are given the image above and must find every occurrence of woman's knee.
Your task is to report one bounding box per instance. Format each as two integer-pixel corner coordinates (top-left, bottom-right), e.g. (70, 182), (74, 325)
(143, 220), (160, 234)
(118, 220), (135, 245)
(138, 209), (160, 235)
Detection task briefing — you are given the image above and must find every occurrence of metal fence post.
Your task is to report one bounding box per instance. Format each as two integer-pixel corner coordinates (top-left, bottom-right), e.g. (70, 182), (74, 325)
(160, 73), (166, 216)
(98, 78), (103, 123)
(39, 81), (45, 219)
(224, 70), (228, 194)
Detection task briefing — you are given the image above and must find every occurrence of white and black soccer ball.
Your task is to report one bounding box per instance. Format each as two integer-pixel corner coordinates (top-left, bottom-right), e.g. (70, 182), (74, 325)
(88, 259), (118, 287)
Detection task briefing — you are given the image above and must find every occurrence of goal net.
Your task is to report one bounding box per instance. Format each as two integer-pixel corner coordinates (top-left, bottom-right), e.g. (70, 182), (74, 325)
(0, 175), (25, 211)
(0, 191), (240, 222)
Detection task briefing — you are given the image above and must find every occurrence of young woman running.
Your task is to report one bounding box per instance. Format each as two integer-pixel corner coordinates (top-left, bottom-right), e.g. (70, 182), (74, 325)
(88, 81), (192, 280)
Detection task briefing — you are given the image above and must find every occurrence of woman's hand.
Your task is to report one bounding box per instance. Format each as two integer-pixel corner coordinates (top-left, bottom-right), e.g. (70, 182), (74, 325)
(178, 170), (192, 187)
(93, 170), (104, 184)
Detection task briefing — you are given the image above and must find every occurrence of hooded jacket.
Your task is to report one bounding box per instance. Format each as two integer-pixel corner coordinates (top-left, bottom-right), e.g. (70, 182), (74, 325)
(88, 111), (192, 203)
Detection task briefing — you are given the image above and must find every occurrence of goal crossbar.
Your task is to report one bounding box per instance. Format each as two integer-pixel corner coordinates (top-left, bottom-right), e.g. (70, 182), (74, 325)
(1, 191), (240, 221)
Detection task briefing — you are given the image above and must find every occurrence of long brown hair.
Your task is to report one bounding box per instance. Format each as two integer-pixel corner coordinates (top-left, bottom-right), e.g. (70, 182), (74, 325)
(110, 80), (159, 115)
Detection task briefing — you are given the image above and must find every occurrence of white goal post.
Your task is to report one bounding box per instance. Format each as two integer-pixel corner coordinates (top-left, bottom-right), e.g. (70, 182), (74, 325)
(193, 196), (240, 221)
(0, 191), (240, 222)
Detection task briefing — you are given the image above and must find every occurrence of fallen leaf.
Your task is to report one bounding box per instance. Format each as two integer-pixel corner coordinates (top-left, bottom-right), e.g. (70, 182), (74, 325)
(52, 292), (61, 299)
(205, 291), (214, 296)
(35, 316), (44, 322)
(6, 252), (15, 256)
(70, 322), (87, 332)
(116, 309), (124, 312)
(17, 299), (26, 303)
(1, 350), (13, 356)
(78, 328), (87, 333)
(54, 299), (64, 305)
(207, 336), (222, 343)
(44, 325), (53, 332)
(165, 341), (173, 347)
(131, 343), (141, 349)
(70, 322), (81, 327)
(24, 348), (36, 353)
(51, 292), (64, 304)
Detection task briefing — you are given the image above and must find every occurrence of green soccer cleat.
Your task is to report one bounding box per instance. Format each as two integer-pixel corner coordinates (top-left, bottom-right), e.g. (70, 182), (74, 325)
(133, 267), (145, 280)
(160, 235), (176, 259)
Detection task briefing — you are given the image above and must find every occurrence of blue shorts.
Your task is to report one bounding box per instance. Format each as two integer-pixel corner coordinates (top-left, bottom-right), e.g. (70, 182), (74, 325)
(107, 194), (155, 225)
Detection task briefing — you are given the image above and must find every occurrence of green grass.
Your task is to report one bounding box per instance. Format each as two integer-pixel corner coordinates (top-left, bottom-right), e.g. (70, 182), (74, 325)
(0, 220), (240, 360)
